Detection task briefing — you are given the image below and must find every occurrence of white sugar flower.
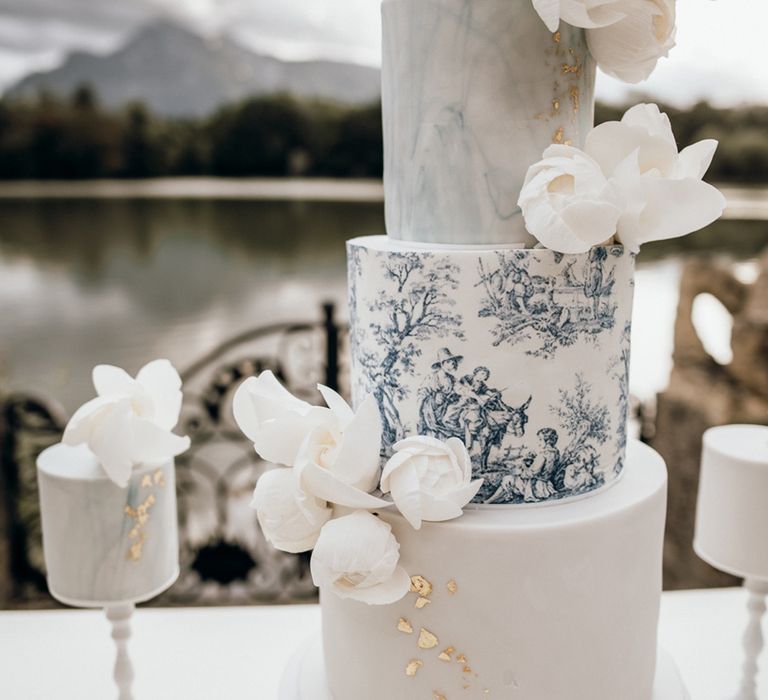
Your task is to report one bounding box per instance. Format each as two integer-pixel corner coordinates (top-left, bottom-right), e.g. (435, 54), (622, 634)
(63, 359), (190, 487)
(295, 393), (390, 509)
(517, 144), (622, 254)
(233, 371), (331, 466)
(587, 0), (676, 83)
(532, 0), (626, 33)
(310, 511), (410, 605)
(250, 468), (332, 553)
(585, 103), (726, 252)
(380, 436), (483, 530)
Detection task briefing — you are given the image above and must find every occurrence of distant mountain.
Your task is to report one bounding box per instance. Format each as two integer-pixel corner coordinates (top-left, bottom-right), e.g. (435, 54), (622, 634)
(4, 21), (381, 116)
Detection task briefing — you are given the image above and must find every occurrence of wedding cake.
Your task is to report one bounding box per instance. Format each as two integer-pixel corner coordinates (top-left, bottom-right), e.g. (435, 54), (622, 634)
(233, 1), (725, 698)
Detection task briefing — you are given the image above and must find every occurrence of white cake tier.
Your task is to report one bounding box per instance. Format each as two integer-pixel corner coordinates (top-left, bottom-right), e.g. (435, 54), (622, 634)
(319, 440), (667, 700)
(694, 424), (768, 579)
(382, 0), (596, 245)
(37, 443), (179, 607)
(348, 235), (635, 505)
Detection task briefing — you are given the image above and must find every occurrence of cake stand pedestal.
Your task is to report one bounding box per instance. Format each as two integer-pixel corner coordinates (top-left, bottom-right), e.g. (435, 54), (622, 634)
(279, 633), (689, 700)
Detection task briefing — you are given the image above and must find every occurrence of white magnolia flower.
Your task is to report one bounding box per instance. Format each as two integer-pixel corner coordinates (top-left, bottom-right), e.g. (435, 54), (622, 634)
(587, 0), (676, 83)
(532, 0), (626, 33)
(380, 436), (483, 530)
(310, 511), (410, 605)
(585, 103), (725, 252)
(517, 144), (622, 254)
(295, 393), (390, 510)
(250, 468), (332, 553)
(63, 359), (190, 487)
(233, 371), (331, 466)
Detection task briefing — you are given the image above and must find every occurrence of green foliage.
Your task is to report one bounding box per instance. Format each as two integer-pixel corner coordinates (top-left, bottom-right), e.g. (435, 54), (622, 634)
(0, 84), (766, 181)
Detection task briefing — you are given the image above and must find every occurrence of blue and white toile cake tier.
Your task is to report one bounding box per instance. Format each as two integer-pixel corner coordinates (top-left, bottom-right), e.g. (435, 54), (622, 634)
(349, 235), (634, 505)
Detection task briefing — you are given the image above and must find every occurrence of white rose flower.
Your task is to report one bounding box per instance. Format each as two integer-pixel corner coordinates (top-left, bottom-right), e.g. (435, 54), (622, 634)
(233, 371), (331, 466)
(587, 0), (676, 83)
(518, 144), (623, 254)
(380, 436), (483, 530)
(310, 511), (410, 605)
(585, 103), (726, 252)
(532, 0), (626, 33)
(63, 359), (190, 487)
(250, 468), (332, 553)
(295, 393), (390, 510)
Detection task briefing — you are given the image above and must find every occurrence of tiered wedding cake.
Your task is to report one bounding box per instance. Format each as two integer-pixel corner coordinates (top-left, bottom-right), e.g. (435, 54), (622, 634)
(233, 1), (725, 698)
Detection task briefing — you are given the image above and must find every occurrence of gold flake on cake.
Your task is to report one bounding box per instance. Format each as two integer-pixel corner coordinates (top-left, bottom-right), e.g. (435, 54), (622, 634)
(446, 579), (457, 594)
(140, 474), (152, 488)
(456, 653), (467, 664)
(433, 693), (447, 700)
(438, 647), (455, 662)
(124, 492), (157, 561)
(397, 618), (414, 634)
(405, 659), (423, 677)
(415, 597), (431, 609)
(553, 31), (561, 43)
(410, 575), (433, 598)
(553, 127), (565, 144)
(552, 99), (560, 115)
(418, 628), (439, 649)
(153, 469), (166, 486)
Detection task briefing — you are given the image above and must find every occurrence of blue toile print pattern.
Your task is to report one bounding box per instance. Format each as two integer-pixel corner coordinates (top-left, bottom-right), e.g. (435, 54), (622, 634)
(348, 236), (635, 506)
(478, 246), (624, 359)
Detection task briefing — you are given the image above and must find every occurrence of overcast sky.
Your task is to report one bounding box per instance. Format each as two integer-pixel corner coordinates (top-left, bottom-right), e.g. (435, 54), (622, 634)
(0, 0), (764, 107)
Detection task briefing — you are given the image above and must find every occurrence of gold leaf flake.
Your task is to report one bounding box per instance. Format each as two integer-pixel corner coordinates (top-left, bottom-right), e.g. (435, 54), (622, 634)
(405, 659), (423, 677)
(140, 475), (152, 488)
(552, 99), (560, 115)
(463, 666), (472, 674)
(446, 579), (457, 594)
(438, 647), (455, 662)
(434, 693), (447, 700)
(553, 127), (564, 144)
(456, 654), (467, 664)
(418, 628), (439, 650)
(397, 618), (413, 634)
(153, 469), (166, 487)
(415, 597), (431, 609)
(410, 575), (433, 598)
(553, 31), (561, 43)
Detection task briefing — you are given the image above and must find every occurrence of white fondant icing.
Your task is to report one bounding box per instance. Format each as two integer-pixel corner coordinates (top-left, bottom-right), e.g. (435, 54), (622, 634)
(279, 636), (689, 700)
(694, 424), (768, 580)
(37, 444), (179, 606)
(382, 0), (596, 245)
(320, 440), (667, 700)
(348, 235), (634, 505)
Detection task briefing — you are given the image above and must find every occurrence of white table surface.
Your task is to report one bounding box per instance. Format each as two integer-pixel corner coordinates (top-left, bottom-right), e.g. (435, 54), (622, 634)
(0, 588), (763, 700)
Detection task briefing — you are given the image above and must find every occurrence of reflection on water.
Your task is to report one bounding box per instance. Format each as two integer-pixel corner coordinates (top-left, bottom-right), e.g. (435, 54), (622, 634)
(1, 196), (765, 411)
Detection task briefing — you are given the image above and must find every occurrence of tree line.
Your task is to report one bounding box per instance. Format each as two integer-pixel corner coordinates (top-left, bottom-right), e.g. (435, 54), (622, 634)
(0, 84), (765, 182)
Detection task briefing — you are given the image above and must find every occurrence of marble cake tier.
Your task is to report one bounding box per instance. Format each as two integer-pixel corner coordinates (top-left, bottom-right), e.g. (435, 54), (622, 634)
(382, 0), (596, 245)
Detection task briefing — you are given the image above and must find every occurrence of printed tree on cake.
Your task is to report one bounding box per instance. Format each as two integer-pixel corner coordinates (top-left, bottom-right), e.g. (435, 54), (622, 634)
(481, 373), (610, 505)
(355, 252), (464, 448)
(608, 322), (632, 477)
(478, 248), (619, 358)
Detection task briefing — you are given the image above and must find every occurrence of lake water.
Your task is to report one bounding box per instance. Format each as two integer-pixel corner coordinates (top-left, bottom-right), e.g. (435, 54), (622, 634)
(1, 182), (766, 413)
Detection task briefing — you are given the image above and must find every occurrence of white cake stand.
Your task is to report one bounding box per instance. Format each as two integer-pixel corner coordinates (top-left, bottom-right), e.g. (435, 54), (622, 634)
(279, 632), (689, 700)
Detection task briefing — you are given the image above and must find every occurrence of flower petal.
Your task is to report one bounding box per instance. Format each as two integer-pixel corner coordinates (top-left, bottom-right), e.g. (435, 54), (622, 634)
(389, 462), (424, 530)
(131, 418), (190, 466)
(335, 566), (411, 605)
(92, 365), (136, 398)
(298, 457), (390, 509)
(676, 139), (718, 180)
(136, 359), (183, 430)
(317, 385), (355, 429)
(420, 493), (465, 522)
(62, 396), (115, 446)
(532, 0), (561, 32)
(87, 400), (136, 487)
(329, 396), (383, 492)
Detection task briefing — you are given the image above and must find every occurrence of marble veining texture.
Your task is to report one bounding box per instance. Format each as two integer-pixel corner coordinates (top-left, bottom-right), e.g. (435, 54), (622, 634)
(382, 0), (596, 245)
(37, 458), (179, 606)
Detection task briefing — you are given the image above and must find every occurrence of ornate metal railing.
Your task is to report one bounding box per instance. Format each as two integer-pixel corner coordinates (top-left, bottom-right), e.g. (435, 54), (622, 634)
(0, 303), (348, 609)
